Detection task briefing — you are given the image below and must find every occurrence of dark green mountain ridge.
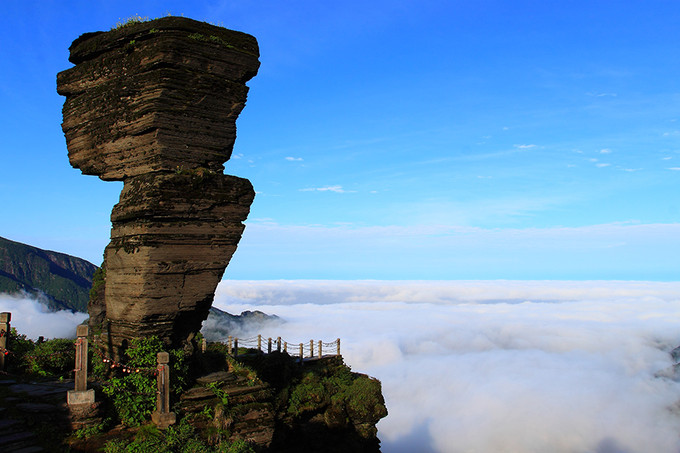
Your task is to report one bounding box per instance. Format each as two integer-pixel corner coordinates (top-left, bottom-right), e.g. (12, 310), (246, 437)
(0, 236), (97, 312)
(0, 236), (278, 328)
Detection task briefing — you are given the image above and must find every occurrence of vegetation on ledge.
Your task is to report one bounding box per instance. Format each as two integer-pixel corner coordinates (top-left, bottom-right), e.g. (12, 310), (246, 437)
(1, 329), (386, 452)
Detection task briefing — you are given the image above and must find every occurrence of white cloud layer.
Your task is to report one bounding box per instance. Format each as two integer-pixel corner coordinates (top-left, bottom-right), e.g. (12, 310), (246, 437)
(0, 292), (87, 339)
(212, 280), (680, 453)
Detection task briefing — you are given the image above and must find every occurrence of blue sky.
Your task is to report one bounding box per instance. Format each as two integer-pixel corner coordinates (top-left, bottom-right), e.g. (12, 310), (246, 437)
(1, 1), (679, 280)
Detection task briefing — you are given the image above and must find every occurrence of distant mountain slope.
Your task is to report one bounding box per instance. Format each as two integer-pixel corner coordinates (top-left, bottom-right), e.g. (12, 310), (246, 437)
(0, 236), (97, 312)
(203, 306), (280, 340)
(0, 236), (279, 330)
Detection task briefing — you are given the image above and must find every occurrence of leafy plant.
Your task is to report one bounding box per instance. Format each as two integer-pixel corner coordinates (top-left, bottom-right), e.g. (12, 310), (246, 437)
(73, 420), (107, 439)
(101, 336), (189, 427)
(25, 338), (75, 377)
(287, 372), (326, 416)
(4, 327), (35, 373)
(287, 360), (386, 422)
(207, 382), (229, 407)
(112, 14), (149, 30)
(224, 354), (260, 386)
(103, 418), (255, 453)
(199, 405), (214, 420)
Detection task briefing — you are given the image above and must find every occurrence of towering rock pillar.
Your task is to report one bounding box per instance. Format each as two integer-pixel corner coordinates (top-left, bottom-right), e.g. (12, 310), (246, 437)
(57, 17), (259, 358)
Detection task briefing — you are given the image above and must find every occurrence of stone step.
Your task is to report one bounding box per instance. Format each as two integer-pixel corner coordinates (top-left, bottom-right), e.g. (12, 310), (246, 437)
(12, 446), (44, 453)
(220, 384), (268, 397)
(8, 383), (69, 398)
(181, 382), (269, 403)
(195, 371), (236, 385)
(15, 403), (62, 414)
(180, 386), (215, 401)
(0, 431), (36, 448)
(0, 419), (20, 430)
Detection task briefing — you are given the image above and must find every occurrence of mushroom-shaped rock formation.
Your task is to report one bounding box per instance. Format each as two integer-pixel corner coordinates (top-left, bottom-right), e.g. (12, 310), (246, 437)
(57, 17), (259, 358)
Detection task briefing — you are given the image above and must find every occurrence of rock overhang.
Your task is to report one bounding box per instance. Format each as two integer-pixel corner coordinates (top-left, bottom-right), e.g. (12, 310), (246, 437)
(57, 16), (259, 357)
(57, 16), (260, 181)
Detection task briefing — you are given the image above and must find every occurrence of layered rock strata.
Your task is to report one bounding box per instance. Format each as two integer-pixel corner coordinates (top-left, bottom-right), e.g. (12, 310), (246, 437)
(57, 17), (259, 358)
(182, 355), (387, 452)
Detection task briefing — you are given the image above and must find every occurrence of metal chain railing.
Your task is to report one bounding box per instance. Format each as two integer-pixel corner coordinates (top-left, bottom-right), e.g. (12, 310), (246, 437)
(218, 334), (341, 362)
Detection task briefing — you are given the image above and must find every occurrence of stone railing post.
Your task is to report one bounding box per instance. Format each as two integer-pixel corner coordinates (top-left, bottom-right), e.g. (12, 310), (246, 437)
(227, 336), (233, 355)
(67, 325), (95, 407)
(74, 325), (89, 392)
(283, 341), (287, 353)
(257, 334), (262, 351)
(299, 343), (303, 363)
(234, 338), (239, 358)
(201, 338), (207, 353)
(318, 340), (322, 358)
(151, 352), (176, 429)
(267, 337), (272, 354)
(337, 338), (341, 355)
(277, 337), (282, 352)
(0, 312), (10, 371)
(310, 339), (314, 358)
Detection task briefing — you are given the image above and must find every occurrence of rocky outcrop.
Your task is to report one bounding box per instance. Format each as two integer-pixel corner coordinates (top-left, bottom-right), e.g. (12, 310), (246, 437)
(202, 307), (281, 341)
(183, 352), (387, 452)
(57, 17), (259, 358)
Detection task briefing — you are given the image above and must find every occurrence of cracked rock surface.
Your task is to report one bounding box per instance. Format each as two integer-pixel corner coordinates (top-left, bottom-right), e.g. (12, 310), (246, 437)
(57, 17), (259, 358)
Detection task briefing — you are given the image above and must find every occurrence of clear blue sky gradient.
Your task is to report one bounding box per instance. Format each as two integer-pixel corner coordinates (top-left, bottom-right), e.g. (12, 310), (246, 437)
(1, 1), (679, 280)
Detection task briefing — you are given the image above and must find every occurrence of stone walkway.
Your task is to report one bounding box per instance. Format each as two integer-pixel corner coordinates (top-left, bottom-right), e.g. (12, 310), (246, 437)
(0, 377), (73, 452)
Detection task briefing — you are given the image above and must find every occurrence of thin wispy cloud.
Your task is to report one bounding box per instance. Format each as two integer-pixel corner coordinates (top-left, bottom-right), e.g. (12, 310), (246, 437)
(285, 156), (303, 161)
(600, 148), (612, 154)
(513, 144), (536, 149)
(596, 163), (611, 168)
(669, 167), (680, 171)
(233, 221), (680, 280)
(300, 185), (355, 193)
(587, 92), (617, 97)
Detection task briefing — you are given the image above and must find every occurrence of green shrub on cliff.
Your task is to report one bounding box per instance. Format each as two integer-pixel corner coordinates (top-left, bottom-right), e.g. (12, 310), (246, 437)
(103, 418), (255, 453)
(3, 329), (76, 377)
(287, 360), (387, 423)
(4, 328), (34, 374)
(26, 338), (75, 377)
(100, 336), (189, 427)
(112, 14), (150, 30)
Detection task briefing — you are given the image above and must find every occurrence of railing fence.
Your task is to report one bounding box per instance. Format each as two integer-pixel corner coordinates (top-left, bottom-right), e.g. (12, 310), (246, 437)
(224, 333), (340, 362)
(1, 311), (343, 430)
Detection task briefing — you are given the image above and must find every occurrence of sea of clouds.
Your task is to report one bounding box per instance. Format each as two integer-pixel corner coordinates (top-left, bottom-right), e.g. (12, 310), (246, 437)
(0, 291), (87, 339)
(2, 280), (679, 452)
(213, 280), (680, 453)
